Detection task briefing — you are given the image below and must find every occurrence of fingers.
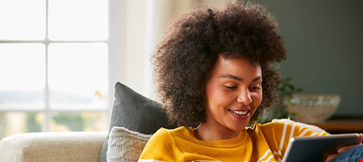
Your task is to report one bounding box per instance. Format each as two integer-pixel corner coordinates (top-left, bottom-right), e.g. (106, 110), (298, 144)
(326, 154), (338, 162)
(326, 134), (362, 162)
(358, 133), (363, 144)
(336, 134), (362, 154)
(337, 146), (349, 154)
(328, 145), (359, 162)
(337, 144), (361, 154)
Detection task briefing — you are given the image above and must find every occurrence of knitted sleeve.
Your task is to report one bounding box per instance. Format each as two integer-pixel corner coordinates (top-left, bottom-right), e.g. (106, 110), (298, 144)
(261, 121), (329, 160)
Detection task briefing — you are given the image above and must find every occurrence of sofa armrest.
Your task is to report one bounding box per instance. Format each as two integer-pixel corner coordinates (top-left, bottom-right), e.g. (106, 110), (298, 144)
(0, 132), (107, 162)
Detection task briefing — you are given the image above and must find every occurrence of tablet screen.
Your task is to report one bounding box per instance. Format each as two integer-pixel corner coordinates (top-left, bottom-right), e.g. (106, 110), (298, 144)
(282, 133), (359, 162)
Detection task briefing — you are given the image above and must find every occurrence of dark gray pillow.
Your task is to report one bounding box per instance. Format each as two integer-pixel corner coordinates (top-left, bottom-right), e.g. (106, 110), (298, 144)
(99, 82), (177, 162)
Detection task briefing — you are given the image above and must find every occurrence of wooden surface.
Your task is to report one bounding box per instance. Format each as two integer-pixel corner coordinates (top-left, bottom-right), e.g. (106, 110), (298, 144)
(307, 116), (363, 131)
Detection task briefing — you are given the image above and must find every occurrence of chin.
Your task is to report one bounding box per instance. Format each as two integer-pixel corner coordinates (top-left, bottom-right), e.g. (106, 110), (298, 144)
(230, 123), (249, 132)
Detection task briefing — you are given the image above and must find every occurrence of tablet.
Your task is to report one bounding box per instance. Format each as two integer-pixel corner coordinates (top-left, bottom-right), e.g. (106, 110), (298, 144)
(282, 133), (359, 162)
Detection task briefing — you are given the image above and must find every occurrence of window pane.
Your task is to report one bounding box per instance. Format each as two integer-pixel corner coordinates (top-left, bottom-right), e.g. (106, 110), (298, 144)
(0, 0), (45, 40)
(48, 43), (108, 110)
(50, 112), (106, 132)
(48, 0), (108, 41)
(0, 112), (43, 140)
(0, 44), (45, 110)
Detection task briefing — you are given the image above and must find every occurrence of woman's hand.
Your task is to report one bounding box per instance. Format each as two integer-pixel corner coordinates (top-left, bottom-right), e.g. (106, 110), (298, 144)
(325, 133), (363, 162)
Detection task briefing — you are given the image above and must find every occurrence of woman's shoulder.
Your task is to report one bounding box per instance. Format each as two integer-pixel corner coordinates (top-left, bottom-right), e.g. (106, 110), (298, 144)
(155, 126), (193, 138)
(139, 128), (186, 161)
(260, 119), (326, 134)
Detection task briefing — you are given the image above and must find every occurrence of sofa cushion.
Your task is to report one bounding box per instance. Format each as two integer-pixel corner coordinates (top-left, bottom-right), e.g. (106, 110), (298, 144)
(107, 127), (152, 162)
(99, 82), (177, 162)
(0, 132), (107, 162)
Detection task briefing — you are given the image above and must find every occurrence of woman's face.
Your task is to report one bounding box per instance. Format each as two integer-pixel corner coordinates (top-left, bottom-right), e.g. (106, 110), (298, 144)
(204, 55), (263, 133)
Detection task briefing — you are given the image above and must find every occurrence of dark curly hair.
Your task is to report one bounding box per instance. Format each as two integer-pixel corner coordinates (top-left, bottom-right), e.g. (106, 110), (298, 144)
(152, 1), (287, 127)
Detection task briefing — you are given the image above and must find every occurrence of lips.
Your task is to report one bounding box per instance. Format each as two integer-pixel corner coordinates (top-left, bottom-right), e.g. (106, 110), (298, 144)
(230, 110), (248, 115)
(228, 109), (251, 119)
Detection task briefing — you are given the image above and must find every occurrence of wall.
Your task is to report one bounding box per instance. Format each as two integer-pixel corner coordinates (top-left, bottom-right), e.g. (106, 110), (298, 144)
(253, 0), (363, 116)
(121, 0), (147, 97)
(122, 0), (216, 99)
(121, 0), (363, 116)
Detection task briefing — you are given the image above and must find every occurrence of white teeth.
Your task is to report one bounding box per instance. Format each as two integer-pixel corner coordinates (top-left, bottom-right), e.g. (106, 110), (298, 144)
(231, 110), (248, 115)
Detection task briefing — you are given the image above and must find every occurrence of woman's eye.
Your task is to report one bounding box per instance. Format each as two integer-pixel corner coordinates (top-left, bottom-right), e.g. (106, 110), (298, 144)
(249, 87), (261, 90)
(225, 86), (237, 90)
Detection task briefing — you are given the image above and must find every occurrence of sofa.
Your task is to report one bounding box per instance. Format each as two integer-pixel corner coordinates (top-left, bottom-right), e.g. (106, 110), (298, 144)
(0, 82), (177, 162)
(0, 120), (326, 162)
(0, 83), (327, 162)
(0, 132), (107, 162)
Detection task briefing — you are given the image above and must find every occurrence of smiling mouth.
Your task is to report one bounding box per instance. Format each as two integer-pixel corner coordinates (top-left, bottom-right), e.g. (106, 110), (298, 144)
(228, 109), (249, 115)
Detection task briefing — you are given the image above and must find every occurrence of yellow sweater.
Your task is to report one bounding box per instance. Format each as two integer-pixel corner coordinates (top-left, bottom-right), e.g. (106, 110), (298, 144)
(139, 122), (328, 162)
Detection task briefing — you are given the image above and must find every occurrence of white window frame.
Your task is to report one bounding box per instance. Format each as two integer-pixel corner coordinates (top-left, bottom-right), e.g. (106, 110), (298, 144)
(0, 0), (124, 132)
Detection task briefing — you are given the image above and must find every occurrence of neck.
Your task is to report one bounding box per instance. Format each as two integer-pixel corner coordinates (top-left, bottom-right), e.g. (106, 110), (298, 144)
(194, 122), (240, 141)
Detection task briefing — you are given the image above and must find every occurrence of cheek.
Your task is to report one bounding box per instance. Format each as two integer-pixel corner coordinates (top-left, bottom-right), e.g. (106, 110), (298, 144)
(207, 86), (235, 108)
(251, 91), (263, 108)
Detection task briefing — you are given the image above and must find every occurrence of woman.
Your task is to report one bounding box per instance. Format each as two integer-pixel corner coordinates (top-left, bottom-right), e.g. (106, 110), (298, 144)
(139, 1), (362, 162)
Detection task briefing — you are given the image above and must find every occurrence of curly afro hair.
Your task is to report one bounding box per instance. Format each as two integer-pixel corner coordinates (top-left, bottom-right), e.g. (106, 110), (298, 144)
(152, 1), (287, 128)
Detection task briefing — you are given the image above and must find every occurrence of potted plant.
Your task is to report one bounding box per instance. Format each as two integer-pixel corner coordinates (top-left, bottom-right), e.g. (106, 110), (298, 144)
(258, 77), (303, 124)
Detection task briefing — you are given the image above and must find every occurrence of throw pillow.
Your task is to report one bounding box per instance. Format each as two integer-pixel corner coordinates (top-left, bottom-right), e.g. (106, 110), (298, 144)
(99, 82), (177, 162)
(107, 126), (152, 162)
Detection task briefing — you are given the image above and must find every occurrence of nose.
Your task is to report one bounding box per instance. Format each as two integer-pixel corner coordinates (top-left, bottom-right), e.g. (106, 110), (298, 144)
(237, 88), (252, 105)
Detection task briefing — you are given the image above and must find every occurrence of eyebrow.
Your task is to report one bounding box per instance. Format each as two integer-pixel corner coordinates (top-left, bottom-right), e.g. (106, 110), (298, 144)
(219, 74), (262, 82)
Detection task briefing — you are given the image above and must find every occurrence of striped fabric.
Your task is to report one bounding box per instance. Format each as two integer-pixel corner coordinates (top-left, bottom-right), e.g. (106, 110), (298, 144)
(139, 122), (328, 162)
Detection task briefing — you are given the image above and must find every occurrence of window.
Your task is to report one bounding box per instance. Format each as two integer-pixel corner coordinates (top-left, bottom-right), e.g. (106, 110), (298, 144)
(0, 0), (123, 139)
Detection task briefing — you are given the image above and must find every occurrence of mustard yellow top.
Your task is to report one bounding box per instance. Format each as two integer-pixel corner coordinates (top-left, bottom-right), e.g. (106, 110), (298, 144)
(138, 122), (328, 162)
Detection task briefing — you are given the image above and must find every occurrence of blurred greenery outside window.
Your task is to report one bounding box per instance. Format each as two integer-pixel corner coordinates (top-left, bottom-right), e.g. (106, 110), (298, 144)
(0, 0), (122, 140)
(0, 112), (106, 139)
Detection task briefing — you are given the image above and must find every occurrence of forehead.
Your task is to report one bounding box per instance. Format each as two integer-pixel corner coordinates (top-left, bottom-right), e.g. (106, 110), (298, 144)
(217, 54), (260, 68)
(221, 52), (260, 66)
(211, 54), (261, 78)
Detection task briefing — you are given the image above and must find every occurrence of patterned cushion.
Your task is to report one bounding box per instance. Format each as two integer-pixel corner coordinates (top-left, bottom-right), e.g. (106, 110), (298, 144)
(107, 127), (152, 162)
(99, 82), (177, 162)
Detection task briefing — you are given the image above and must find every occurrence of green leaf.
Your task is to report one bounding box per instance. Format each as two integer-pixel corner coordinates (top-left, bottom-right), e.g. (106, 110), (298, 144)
(297, 88), (304, 93)
(289, 85), (295, 91)
(273, 76), (304, 120)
